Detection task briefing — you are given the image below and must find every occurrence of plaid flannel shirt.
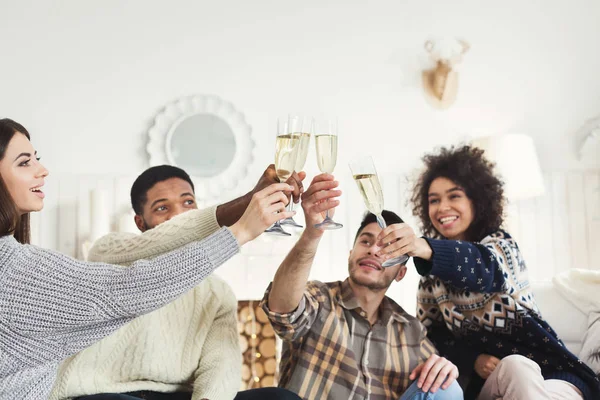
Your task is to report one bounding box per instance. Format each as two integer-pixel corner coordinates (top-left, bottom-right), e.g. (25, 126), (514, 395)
(261, 279), (437, 400)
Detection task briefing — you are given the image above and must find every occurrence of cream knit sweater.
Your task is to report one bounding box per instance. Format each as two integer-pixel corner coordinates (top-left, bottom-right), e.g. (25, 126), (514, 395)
(51, 207), (242, 400)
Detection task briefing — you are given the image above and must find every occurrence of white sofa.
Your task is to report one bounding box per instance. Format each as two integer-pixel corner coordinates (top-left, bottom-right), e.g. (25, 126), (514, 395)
(531, 281), (588, 356)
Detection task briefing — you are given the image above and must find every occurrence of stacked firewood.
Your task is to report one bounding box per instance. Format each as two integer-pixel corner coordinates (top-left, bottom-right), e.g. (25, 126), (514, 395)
(237, 301), (278, 389)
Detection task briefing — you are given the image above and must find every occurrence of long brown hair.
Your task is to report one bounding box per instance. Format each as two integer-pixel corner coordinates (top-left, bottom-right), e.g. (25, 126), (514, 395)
(0, 118), (32, 244)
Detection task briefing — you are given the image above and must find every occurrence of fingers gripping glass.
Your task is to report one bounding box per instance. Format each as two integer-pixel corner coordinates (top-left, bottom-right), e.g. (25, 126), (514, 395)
(265, 117), (300, 236)
(349, 156), (409, 267)
(314, 118), (343, 230)
(280, 115), (312, 229)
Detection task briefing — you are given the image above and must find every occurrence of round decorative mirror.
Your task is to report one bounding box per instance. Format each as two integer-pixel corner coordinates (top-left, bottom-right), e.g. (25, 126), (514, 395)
(147, 95), (254, 203)
(167, 114), (237, 177)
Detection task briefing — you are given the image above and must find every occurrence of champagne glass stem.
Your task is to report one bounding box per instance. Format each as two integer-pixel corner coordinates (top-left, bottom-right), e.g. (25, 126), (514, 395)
(314, 197), (342, 230)
(376, 214), (387, 229)
(265, 219), (291, 236)
(280, 194), (303, 228)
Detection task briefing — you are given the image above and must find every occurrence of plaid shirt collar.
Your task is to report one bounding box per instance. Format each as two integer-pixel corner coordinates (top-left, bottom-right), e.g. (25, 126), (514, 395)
(337, 278), (410, 326)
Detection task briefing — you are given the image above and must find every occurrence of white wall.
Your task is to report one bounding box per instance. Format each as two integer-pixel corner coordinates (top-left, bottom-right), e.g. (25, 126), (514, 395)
(2, 1), (599, 305)
(2, 0), (599, 179)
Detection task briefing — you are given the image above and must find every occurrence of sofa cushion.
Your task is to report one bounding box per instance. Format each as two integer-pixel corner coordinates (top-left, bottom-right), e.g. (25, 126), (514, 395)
(579, 312), (600, 374)
(531, 282), (587, 356)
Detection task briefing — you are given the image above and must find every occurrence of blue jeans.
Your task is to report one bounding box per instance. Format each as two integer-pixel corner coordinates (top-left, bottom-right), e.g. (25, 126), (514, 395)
(399, 380), (463, 400)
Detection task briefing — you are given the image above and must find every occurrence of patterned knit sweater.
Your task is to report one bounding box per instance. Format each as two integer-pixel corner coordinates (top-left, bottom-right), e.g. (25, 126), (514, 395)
(50, 207), (242, 400)
(0, 214), (239, 400)
(415, 230), (600, 400)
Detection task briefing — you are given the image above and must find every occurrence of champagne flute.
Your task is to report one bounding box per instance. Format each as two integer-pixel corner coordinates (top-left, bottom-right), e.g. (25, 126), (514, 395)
(349, 156), (409, 267)
(314, 118), (343, 230)
(280, 115), (313, 228)
(265, 117), (300, 236)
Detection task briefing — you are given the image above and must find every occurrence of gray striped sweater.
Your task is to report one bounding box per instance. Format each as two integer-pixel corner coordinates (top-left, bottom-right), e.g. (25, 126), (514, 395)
(0, 227), (238, 399)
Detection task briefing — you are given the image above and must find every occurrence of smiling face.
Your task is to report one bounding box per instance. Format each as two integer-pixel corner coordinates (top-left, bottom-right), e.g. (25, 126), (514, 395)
(427, 176), (475, 240)
(0, 133), (49, 215)
(347, 222), (407, 291)
(134, 177), (198, 232)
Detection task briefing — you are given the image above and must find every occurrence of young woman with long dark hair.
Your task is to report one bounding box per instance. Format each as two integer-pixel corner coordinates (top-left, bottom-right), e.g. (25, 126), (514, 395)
(0, 118), (294, 399)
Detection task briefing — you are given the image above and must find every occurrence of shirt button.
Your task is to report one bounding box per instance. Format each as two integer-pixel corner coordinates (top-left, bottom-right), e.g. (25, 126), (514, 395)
(364, 360), (369, 366)
(360, 311), (366, 317)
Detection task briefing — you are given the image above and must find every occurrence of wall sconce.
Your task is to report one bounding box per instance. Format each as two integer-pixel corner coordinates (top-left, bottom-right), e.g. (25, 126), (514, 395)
(422, 38), (470, 109)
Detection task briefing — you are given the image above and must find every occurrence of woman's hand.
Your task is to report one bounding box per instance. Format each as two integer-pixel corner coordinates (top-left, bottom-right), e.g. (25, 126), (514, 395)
(229, 183), (295, 245)
(375, 223), (433, 261)
(474, 354), (500, 379)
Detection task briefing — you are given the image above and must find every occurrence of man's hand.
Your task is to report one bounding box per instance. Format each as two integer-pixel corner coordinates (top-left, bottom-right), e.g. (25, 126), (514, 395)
(375, 223), (433, 261)
(253, 164), (306, 204)
(229, 183), (294, 246)
(268, 177), (337, 316)
(216, 165), (305, 227)
(409, 354), (458, 393)
(474, 354), (500, 379)
(300, 173), (341, 239)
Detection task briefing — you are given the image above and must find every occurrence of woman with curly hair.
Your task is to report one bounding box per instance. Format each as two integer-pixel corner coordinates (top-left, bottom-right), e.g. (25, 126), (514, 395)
(374, 145), (599, 400)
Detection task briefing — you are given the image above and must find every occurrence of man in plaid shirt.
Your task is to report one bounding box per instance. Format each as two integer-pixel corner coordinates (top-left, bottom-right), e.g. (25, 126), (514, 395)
(261, 174), (463, 400)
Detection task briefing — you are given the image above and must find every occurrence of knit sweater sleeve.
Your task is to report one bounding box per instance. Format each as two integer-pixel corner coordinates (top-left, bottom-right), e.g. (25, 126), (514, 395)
(3, 228), (238, 353)
(413, 232), (513, 293)
(192, 279), (242, 400)
(87, 206), (220, 265)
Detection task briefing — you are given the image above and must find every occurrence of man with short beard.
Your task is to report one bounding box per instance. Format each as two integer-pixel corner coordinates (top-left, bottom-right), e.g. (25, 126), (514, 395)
(261, 174), (463, 400)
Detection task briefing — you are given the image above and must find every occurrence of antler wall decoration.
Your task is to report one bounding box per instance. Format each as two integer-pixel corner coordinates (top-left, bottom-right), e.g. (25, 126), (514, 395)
(422, 38), (470, 109)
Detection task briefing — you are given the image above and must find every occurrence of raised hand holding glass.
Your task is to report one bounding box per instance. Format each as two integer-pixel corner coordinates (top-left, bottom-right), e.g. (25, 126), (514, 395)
(314, 118), (343, 230)
(280, 115), (312, 228)
(265, 117), (300, 236)
(349, 156), (409, 266)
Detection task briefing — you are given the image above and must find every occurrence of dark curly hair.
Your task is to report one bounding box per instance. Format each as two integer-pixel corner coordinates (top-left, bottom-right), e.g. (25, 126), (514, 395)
(411, 145), (505, 242)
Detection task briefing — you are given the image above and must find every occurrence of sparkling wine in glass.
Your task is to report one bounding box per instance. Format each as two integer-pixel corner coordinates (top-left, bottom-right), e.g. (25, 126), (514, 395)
(265, 117), (300, 236)
(281, 115), (312, 228)
(349, 156), (409, 267)
(314, 118), (343, 230)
